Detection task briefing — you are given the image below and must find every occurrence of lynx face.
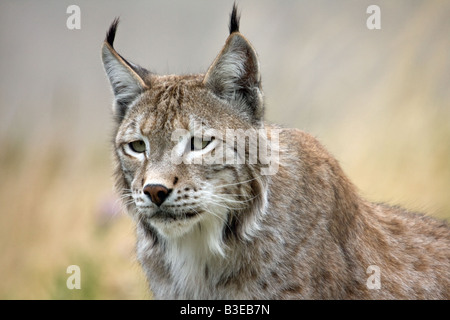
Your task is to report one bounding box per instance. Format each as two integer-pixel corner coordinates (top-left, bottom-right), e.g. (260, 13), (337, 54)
(115, 80), (266, 243)
(103, 13), (269, 253)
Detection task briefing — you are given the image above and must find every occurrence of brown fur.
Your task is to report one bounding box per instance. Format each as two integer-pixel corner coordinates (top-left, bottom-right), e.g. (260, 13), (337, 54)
(102, 7), (450, 299)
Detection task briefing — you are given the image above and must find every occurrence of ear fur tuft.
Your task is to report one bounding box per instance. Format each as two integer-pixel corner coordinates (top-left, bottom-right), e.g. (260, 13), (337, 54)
(106, 17), (120, 48)
(204, 6), (263, 123)
(101, 19), (149, 121)
(229, 3), (240, 34)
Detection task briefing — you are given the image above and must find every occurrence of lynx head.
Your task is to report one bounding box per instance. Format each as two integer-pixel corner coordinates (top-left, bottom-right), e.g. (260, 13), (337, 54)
(101, 6), (271, 256)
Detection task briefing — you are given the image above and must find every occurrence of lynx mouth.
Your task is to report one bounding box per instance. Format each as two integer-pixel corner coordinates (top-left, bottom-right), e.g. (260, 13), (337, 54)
(150, 210), (200, 221)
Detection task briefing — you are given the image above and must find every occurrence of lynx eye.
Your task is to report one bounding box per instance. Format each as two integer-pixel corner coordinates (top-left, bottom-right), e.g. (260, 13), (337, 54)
(191, 137), (213, 151)
(129, 140), (146, 153)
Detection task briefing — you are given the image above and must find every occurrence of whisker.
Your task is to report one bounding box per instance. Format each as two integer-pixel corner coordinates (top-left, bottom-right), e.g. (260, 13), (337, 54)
(213, 177), (259, 189)
(210, 193), (260, 204)
(203, 199), (245, 230)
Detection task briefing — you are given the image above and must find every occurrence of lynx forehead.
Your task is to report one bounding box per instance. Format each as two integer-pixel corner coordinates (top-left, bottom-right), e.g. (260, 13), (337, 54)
(102, 5), (450, 299)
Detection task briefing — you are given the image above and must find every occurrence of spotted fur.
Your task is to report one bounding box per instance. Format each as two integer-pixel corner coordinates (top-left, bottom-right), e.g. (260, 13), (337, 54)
(102, 5), (450, 299)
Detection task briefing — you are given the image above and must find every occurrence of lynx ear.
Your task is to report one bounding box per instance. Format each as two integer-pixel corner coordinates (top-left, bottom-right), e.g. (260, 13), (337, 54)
(101, 18), (149, 121)
(203, 7), (263, 123)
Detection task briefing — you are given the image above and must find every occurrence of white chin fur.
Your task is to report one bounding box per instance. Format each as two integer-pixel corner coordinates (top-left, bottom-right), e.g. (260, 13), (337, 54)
(149, 213), (203, 239)
(151, 208), (228, 257)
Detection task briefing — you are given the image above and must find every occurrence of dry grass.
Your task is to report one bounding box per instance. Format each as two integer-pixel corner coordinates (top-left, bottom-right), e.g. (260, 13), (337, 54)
(0, 138), (150, 299)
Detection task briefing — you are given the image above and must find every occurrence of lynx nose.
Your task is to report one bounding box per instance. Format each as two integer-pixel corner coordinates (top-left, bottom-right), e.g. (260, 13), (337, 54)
(143, 184), (171, 206)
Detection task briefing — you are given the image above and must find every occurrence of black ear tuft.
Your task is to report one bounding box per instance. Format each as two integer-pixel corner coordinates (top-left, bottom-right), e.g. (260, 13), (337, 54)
(229, 3), (240, 34)
(106, 17), (120, 47)
(102, 18), (150, 122)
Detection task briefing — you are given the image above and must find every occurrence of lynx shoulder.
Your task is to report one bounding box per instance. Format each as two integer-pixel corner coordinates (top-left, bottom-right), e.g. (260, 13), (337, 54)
(102, 5), (450, 299)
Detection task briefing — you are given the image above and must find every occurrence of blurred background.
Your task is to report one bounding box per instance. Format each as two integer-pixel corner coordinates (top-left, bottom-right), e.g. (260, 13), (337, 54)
(0, 0), (449, 299)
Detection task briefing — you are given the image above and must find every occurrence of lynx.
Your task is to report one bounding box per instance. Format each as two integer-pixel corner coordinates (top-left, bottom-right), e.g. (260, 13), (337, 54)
(101, 6), (450, 299)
